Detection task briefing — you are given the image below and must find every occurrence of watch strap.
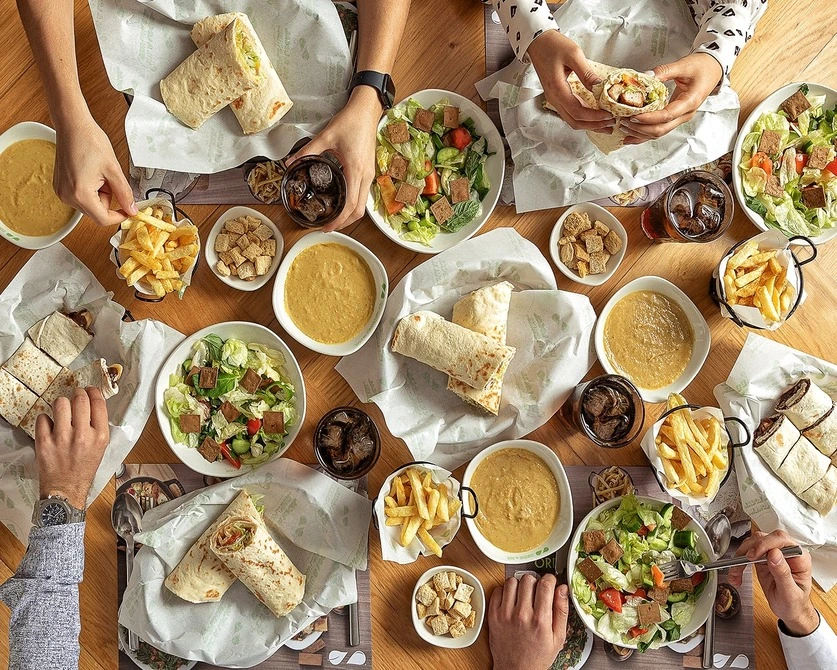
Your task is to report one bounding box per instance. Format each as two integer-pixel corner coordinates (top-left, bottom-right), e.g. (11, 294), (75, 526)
(350, 70), (395, 110)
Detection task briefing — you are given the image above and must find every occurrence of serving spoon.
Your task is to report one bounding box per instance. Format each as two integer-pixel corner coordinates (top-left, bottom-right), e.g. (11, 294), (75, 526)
(112, 493), (144, 652)
(702, 512), (732, 669)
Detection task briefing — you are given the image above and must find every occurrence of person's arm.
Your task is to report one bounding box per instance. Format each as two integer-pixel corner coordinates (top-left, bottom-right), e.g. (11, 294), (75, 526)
(0, 388), (110, 670)
(289, 1), (411, 232)
(17, 0), (136, 225)
(691, 0), (769, 79)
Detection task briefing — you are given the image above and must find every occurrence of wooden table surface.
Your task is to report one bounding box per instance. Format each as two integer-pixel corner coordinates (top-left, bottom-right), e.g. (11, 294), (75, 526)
(0, 0), (835, 668)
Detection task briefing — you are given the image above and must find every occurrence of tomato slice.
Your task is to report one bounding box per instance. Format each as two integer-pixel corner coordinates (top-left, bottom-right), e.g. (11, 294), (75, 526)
(637, 525), (649, 536)
(634, 588), (647, 599)
(652, 564), (667, 589)
(247, 418), (262, 436)
(796, 153), (810, 174)
(376, 175), (404, 215)
(629, 626), (649, 639)
(599, 587), (623, 613)
(444, 127), (472, 151)
(750, 151), (773, 177)
(825, 158), (837, 177)
(423, 162), (440, 196)
(691, 572), (706, 587)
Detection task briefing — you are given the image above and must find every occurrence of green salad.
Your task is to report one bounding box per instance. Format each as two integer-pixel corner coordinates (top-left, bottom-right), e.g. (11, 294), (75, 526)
(371, 98), (493, 246)
(163, 334), (297, 469)
(739, 84), (837, 238)
(571, 496), (707, 651)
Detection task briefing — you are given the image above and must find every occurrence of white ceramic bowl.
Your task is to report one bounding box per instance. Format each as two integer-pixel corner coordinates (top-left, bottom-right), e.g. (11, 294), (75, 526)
(732, 81), (837, 246)
(0, 122), (83, 249)
(154, 321), (305, 478)
(567, 495), (717, 649)
(272, 231), (388, 356)
(550, 203), (628, 286)
(204, 206), (284, 291)
(411, 566), (485, 649)
(366, 89), (505, 255)
(595, 276), (711, 403)
(462, 440), (573, 565)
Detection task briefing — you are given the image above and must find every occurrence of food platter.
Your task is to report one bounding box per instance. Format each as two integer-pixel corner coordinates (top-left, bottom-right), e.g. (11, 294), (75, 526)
(365, 89), (505, 255)
(154, 321), (305, 477)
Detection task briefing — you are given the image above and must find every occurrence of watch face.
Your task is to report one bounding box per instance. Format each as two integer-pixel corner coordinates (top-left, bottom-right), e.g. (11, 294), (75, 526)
(41, 502), (69, 526)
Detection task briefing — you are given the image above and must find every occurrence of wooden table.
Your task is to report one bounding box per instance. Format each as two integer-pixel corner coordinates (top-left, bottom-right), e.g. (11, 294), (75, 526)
(0, 0), (835, 668)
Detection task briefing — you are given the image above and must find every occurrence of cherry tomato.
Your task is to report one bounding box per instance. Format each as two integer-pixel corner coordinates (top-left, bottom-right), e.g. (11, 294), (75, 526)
(599, 587), (623, 613)
(247, 418), (262, 436)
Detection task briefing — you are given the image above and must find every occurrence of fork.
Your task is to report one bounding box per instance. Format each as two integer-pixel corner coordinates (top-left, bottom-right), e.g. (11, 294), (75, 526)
(657, 545), (803, 581)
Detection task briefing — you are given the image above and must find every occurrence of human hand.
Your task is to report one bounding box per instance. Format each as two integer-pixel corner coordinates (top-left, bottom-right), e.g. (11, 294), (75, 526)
(35, 388), (110, 509)
(488, 574), (569, 670)
(53, 113), (137, 226)
(728, 530), (819, 636)
(527, 31), (613, 134)
(287, 86), (381, 232)
(623, 53), (723, 144)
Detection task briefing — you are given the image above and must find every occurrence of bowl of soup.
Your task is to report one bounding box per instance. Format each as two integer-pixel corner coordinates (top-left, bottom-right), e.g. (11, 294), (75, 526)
(462, 439), (573, 564)
(0, 122), (83, 250)
(272, 231), (388, 356)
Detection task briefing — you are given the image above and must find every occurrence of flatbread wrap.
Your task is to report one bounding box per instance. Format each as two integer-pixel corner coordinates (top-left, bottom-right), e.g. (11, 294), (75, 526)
(800, 465), (837, 516)
(803, 405), (837, 457)
(776, 437), (830, 495)
(191, 13), (293, 134)
(753, 413), (800, 472)
(776, 378), (833, 429)
(0, 369), (38, 428)
(27, 310), (93, 367)
(446, 282), (514, 415)
(165, 490), (260, 603)
(391, 311), (516, 391)
(209, 514), (305, 618)
(2, 338), (62, 395)
(160, 17), (264, 130)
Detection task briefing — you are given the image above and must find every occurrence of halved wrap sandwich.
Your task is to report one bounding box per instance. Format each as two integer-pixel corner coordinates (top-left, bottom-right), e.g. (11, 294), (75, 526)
(209, 513), (306, 618)
(2, 338), (62, 395)
(776, 378), (833, 429)
(160, 17), (264, 130)
(165, 490), (260, 603)
(0, 369), (38, 429)
(27, 310), (94, 367)
(190, 13), (293, 134)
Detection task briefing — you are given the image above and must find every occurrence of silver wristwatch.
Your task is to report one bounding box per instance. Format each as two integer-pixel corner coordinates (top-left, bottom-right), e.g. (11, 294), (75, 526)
(32, 495), (86, 527)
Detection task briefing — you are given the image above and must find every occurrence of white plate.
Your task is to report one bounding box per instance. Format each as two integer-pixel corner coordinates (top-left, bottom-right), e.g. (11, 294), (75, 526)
(732, 81), (837, 246)
(204, 207), (284, 291)
(411, 565), (485, 648)
(0, 122), (83, 250)
(272, 231), (388, 356)
(462, 440), (573, 565)
(366, 89), (505, 255)
(595, 276), (711, 403)
(154, 321), (305, 478)
(567, 495), (717, 650)
(118, 626), (197, 670)
(550, 203), (628, 286)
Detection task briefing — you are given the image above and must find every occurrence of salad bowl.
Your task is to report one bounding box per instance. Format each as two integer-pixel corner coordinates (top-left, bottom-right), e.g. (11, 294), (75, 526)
(154, 321), (305, 478)
(567, 495), (716, 651)
(732, 81), (837, 245)
(366, 88), (505, 255)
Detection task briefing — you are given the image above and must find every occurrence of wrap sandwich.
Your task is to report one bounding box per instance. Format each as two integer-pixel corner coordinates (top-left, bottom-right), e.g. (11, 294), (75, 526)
(753, 413), (800, 472)
(160, 17), (264, 130)
(545, 62), (669, 154)
(209, 514), (306, 618)
(191, 13), (293, 134)
(800, 465), (837, 516)
(165, 490), (261, 603)
(0, 369), (38, 429)
(391, 311), (516, 391)
(2, 338), (62, 395)
(776, 378), (833, 429)
(776, 437), (830, 496)
(27, 310), (94, 367)
(446, 282), (514, 415)
(803, 406), (837, 457)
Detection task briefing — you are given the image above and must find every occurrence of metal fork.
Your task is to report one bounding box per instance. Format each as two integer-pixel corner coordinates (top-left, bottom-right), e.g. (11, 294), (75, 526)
(657, 545), (803, 581)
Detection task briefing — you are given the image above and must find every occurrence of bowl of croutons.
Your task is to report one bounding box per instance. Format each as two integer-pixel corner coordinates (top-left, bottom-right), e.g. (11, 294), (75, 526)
(206, 207), (283, 291)
(550, 204), (627, 287)
(412, 566), (484, 648)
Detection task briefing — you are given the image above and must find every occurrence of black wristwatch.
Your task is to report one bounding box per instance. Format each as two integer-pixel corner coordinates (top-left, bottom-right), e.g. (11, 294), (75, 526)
(32, 495), (86, 527)
(350, 70), (395, 110)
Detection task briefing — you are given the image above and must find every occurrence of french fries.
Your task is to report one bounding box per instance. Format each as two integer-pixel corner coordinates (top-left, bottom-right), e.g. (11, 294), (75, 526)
(117, 206), (198, 298)
(654, 393), (728, 499)
(723, 241), (795, 324)
(383, 466), (460, 558)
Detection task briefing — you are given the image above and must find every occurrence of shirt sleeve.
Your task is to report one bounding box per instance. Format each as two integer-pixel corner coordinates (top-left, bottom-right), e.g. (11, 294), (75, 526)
(691, 0), (769, 77)
(0, 523), (85, 670)
(492, 0), (559, 62)
(778, 612), (837, 669)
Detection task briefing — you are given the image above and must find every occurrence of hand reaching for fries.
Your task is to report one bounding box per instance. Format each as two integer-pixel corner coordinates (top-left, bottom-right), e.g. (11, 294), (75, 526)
(722, 239), (795, 324)
(383, 466), (461, 558)
(117, 206), (199, 298)
(655, 393), (728, 499)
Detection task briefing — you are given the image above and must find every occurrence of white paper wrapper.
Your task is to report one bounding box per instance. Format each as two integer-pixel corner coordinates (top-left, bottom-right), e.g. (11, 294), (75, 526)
(0, 245), (184, 543)
(335, 228), (596, 470)
(713, 230), (805, 330)
(89, 0), (351, 174)
(373, 464), (461, 564)
(108, 196), (199, 299)
(119, 458), (372, 667)
(641, 406), (731, 511)
(714, 333), (837, 591)
(475, 0), (740, 212)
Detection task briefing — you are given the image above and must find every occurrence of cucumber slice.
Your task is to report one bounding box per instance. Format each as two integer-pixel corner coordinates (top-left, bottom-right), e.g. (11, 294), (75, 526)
(673, 530), (697, 549)
(667, 591), (689, 603)
(436, 147), (460, 164)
